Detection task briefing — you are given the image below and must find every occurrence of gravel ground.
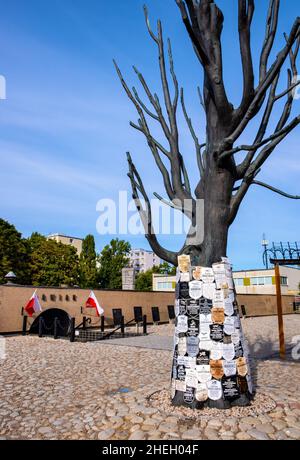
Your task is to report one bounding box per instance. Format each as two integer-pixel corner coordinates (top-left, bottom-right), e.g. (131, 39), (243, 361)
(0, 315), (299, 440)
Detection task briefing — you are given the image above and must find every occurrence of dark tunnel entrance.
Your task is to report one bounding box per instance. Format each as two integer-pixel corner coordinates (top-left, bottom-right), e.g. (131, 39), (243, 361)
(30, 308), (71, 337)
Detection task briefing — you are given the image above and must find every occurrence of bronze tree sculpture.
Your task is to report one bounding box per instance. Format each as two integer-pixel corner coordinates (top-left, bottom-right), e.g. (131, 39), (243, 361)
(114, 0), (299, 409)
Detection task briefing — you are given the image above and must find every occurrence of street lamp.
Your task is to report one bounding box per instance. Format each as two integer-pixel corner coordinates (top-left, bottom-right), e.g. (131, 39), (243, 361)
(261, 234), (269, 269)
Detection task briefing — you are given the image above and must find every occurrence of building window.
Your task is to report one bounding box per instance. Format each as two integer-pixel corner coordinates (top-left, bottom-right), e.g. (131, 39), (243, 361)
(59, 295), (63, 301)
(73, 295), (77, 302)
(157, 282), (173, 290)
(66, 295), (70, 301)
(234, 278), (244, 286)
(280, 276), (288, 286)
(42, 294), (47, 302)
(70, 238), (73, 243)
(50, 294), (56, 302)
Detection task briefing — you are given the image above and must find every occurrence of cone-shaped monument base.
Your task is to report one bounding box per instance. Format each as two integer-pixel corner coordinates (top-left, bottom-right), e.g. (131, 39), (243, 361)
(171, 256), (254, 410)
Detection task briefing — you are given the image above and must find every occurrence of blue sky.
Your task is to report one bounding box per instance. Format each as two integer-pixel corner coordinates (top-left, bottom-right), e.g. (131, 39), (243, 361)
(0, 0), (299, 270)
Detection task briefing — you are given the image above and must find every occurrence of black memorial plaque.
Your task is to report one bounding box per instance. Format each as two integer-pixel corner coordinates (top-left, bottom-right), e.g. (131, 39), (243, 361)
(152, 306), (160, 323)
(222, 376), (240, 400)
(210, 324), (224, 342)
(199, 297), (213, 315)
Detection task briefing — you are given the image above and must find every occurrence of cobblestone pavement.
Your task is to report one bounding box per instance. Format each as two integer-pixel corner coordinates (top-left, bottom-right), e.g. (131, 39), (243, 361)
(0, 316), (299, 440)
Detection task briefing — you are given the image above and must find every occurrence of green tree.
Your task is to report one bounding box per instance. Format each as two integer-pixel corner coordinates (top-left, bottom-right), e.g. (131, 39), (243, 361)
(79, 234), (97, 288)
(98, 239), (131, 289)
(0, 219), (30, 284)
(135, 263), (176, 291)
(29, 235), (79, 287)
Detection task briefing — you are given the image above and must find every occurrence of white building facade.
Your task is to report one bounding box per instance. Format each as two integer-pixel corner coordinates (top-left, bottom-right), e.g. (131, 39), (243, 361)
(153, 266), (300, 295)
(129, 249), (161, 273)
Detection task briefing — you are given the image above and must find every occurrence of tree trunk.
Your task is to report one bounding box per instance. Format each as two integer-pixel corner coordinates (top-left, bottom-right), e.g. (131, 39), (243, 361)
(171, 104), (253, 410)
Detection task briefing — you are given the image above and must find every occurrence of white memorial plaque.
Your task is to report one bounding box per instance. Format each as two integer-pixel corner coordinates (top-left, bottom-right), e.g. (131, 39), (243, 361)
(196, 365), (212, 383)
(200, 268), (215, 284)
(224, 317), (235, 335)
(207, 379), (223, 401)
(175, 380), (187, 392)
(223, 360), (237, 377)
(210, 342), (223, 360)
(195, 383), (208, 402)
(203, 283), (216, 300)
(222, 343), (235, 361)
(177, 315), (188, 333)
(178, 337), (187, 356)
(180, 272), (190, 282)
(189, 281), (203, 300)
(224, 299), (234, 316)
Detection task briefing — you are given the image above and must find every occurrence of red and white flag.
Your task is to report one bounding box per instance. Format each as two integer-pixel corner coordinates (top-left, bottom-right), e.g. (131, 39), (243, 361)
(24, 290), (42, 317)
(85, 291), (104, 317)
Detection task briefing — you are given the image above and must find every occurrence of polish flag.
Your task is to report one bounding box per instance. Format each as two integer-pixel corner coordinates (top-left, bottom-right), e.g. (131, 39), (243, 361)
(24, 290), (42, 317)
(85, 291), (104, 317)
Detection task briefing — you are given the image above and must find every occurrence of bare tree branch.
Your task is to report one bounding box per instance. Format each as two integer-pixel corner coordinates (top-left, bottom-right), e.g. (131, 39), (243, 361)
(180, 87), (205, 177)
(252, 180), (300, 199)
(237, 0), (255, 114)
(259, 0), (280, 82)
(220, 114), (300, 160)
(127, 152), (178, 265)
(225, 15), (300, 147)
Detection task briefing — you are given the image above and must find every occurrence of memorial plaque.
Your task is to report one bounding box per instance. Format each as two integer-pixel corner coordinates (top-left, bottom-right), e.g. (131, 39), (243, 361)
(237, 376), (249, 394)
(207, 379), (223, 401)
(171, 379), (176, 399)
(231, 330), (241, 345)
(112, 308), (123, 326)
(199, 297), (213, 315)
(203, 283), (216, 300)
(210, 360), (224, 380)
(236, 357), (248, 377)
(180, 272), (190, 282)
(211, 307), (225, 324)
(224, 299), (234, 316)
(222, 376), (240, 400)
(177, 356), (185, 366)
(172, 365), (177, 379)
(224, 317), (235, 335)
(186, 369), (198, 389)
(178, 300), (187, 315)
(184, 356), (196, 368)
(175, 380), (187, 392)
(196, 365), (212, 383)
(189, 280), (203, 300)
(183, 386), (195, 405)
(187, 300), (200, 316)
(223, 360), (237, 377)
(210, 324), (224, 342)
(200, 313), (212, 332)
(199, 340), (213, 351)
(213, 290), (225, 307)
(177, 365), (186, 381)
(187, 336), (200, 357)
(210, 342), (223, 360)
(195, 383), (208, 402)
(199, 330), (210, 342)
(222, 343), (235, 361)
(192, 266), (202, 281)
(178, 255), (191, 273)
(200, 267), (215, 283)
(179, 282), (190, 299)
(212, 263), (226, 275)
(177, 315), (188, 333)
(178, 337), (187, 356)
(196, 350), (210, 365)
(175, 300), (179, 317)
(234, 341), (244, 358)
(187, 318), (199, 337)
